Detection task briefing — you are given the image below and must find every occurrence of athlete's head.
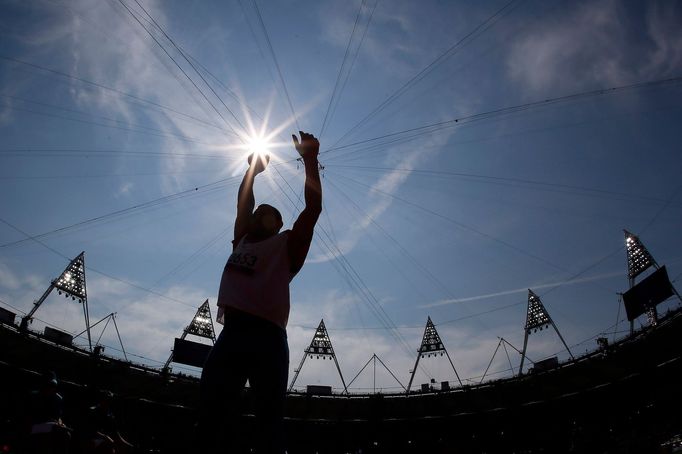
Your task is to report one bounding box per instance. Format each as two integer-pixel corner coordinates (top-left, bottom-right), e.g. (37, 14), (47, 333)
(251, 204), (283, 238)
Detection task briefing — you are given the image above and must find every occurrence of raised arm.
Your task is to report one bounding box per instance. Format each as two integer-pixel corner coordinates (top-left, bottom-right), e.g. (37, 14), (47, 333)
(289, 131), (322, 273)
(234, 154), (269, 245)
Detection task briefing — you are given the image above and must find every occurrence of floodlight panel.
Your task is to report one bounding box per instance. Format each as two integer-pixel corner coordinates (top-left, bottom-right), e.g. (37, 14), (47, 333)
(525, 290), (552, 331)
(625, 231), (654, 279)
(53, 253), (87, 301)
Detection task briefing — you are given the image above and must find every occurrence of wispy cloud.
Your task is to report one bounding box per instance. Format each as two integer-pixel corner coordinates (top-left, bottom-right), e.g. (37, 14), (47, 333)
(507, 0), (682, 96)
(420, 270), (623, 308)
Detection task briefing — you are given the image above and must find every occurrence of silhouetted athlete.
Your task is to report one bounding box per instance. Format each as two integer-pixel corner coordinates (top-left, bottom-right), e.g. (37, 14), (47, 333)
(200, 131), (321, 453)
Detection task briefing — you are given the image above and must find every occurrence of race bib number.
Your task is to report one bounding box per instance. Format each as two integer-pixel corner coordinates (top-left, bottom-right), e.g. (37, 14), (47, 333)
(227, 251), (259, 274)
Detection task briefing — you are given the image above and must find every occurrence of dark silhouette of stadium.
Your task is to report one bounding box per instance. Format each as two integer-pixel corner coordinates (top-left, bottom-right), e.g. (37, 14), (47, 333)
(1, 230), (681, 453)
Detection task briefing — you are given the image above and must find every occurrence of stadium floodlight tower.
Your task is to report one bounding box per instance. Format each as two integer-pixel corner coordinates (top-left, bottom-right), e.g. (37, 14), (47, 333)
(518, 290), (574, 376)
(20, 251), (92, 351)
(163, 299), (216, 371)
(406, 316), (462, 394)
(288, 319), (348, 394)
(622, 230), (681, 333)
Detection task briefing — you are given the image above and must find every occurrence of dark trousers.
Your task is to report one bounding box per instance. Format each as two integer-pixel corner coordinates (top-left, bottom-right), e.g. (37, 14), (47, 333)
(199, 310), (289, 453)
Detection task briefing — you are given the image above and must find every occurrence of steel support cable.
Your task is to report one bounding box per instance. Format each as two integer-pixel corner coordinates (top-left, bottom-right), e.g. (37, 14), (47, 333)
(251, 0), (300, 131)
(325, 164), (676, 206)
(324, 177), (434, 307)
(328, 171), (572, 274)
(0, 217), (200, 312)
(325, 176), (457, 308)
(5, 105), (211, 146)
(0, 184), (232, 247)
(332, 170), (628, 299)
(1, 95), (214, 146)
(150, 224), (233, 290)
(323, 75), (682, 159)
(269, 166), (422, 365)
(10, 182), (232, 244)
(0, 55), (230, 135)
(316, 222), (430, 372)
(0, 148), (241, 161)
(329, 0), (522, 149)
(116, 0), (242, 139)
(271, 168), (402, 342)
(324, 95), (682, 165)
(318, 0), (367, 139)
(327, 0), (379, 137)
(132, 0), (247, 133)
(0, 174), (244, 249)
(183, 52), (266, 127)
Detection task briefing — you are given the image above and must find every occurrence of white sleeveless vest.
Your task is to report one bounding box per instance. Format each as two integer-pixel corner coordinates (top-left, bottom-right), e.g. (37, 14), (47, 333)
(216, 232), (294, 329)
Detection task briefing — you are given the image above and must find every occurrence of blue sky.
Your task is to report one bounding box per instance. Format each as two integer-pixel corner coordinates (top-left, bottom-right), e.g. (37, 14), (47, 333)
(1, 0), (681, 392)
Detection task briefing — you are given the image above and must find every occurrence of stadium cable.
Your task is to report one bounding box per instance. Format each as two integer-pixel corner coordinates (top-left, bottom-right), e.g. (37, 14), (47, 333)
(329, 171), (574, 275)
(637, 181), (682, 234)
(251, 0), (300, 132)
(326, 0), (379, 139)
(132, 0), (247, 133)
(1, 94), (214, 146)
(0, 217), (199, 311)
(325, 177), (435, 307)
(268, 166), (425, 363)
(5, 104), (214, 147)
(183, 51), (267, 127)
(323, 101), (682, 165)
(0, 173), (244, 249)
(318, 0), (367, 140)
(0, 55), (230, 135)
(0, 148), (241, 161)
(0, 298), (26, 316)
(331, 170), (626, 300)
(270, 167), (402, 340)
(323, 75), (682, 158)
(325, 164), (676, 206)
(116, 0), (242, 139)
(325, 177), (465, 312)
(329, 0), (523, 149)
(150, 224), (233, 290)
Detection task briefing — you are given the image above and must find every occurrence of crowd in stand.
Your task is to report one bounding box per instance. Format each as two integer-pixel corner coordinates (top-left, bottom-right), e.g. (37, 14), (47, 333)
(8, 370), (134, 454)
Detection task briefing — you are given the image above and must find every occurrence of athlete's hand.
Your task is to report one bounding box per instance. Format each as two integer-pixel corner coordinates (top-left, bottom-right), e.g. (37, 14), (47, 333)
(247, 153), (270, 174)
(292, 131), (319, 162)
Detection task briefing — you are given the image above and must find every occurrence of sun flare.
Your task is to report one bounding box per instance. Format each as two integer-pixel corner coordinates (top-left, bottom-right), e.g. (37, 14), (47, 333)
(247, 135), (271, 157)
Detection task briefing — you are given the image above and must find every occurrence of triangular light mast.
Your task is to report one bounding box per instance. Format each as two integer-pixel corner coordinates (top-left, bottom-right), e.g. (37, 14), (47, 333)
(406, 316), (462, 393)
(518, 290), (574, 376)
(20, 251), (92, 350)
(288, 319), (348, 393)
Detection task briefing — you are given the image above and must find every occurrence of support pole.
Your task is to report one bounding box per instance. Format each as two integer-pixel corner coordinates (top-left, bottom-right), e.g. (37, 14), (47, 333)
(333, 354), (348, 394)
(347, 355), (375, 389)
(20, 284), (55, 330)
(444, 349), (463, 386)
(374, 354), (406, 391)
(518, 330), (530, 377)
(111, 314), (128, 361)
(480, 339), (503, 384)
(552, 320), (574, 360)
(288, 351), (308, 392)
(406, 353), (422, 394)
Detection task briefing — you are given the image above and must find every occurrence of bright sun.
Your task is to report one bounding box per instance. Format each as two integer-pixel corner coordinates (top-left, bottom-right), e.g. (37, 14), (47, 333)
(247, 135), (271, 157)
